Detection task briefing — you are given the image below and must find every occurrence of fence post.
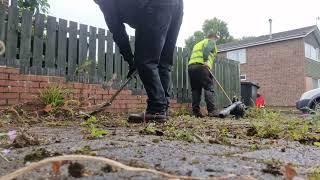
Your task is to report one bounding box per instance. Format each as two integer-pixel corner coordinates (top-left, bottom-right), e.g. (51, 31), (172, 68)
(67, 21), (78, 81)
(19, 9), (33, 72)
(105, 31), (114, 84)
(5, 4), (18, 66)
(88, 26), (97, 83)
(45, 16), (57, 74)
(56, 18), (68, 76)
(97, 28), (106, 83)
(171, 47), (178, 98)
(33, 13), (45, 74)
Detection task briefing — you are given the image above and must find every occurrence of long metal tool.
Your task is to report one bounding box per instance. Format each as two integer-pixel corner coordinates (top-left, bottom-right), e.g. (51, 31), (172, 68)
(0, 41), (5, 56)
(86, 71), (138, 118)
(205, 66), (233, 104)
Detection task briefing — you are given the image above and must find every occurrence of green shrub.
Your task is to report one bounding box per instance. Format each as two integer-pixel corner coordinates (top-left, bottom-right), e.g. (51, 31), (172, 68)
(40, 86), (67, 107)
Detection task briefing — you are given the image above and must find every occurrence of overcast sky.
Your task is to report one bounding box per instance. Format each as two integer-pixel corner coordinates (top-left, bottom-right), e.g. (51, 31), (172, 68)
(48, 0), (320, 46)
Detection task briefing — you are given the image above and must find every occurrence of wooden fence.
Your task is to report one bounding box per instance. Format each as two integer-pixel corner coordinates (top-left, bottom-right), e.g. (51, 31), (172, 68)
(0, 2), (240, 107)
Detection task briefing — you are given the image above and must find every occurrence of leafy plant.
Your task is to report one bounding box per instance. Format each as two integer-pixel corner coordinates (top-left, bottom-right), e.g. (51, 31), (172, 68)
(81, 116), (108, 139)
(40, 86), (67, 107)
(309, 168), (320, 180)
(164, 126), (194, 143)
(18, 0), (50, 14)
(251, 119), (283, 139)
(246, 107), (280, 120)
(75, 59), (93, 75)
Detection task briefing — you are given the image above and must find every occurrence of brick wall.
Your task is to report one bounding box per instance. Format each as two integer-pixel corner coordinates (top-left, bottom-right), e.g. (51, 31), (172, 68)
(219, 38), (306, 106)
(0, 66), (190, 112)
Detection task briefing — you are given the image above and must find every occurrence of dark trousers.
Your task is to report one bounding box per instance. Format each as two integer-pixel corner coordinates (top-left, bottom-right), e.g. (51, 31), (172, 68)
(134, 0), (183, 113)
(188, 64), (217, 113)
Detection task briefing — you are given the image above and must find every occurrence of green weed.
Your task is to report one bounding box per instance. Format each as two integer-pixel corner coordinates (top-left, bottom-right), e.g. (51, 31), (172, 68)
(40, 86), (67, 107)
(309, 168), (320, 180)
(81, 116), (108, 139)
(74, 145), (97, 156)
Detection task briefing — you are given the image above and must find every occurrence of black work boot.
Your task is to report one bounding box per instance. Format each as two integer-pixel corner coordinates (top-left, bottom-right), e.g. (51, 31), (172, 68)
(128, 112), (168, 124)
(208, 110), (220, 118)
(193, 110), (205, 118)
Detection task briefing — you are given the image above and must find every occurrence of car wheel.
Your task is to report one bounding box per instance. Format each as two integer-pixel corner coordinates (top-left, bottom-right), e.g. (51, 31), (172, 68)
(312, 99), (320, 112)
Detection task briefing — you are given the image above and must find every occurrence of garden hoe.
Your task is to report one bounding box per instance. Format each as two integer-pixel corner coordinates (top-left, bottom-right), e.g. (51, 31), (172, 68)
(84, 71), (138, 119)
(205, 66), (246, 119)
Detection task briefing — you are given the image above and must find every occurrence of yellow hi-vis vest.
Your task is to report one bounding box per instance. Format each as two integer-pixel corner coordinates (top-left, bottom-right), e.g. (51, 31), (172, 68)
(188, 39), (218, 69)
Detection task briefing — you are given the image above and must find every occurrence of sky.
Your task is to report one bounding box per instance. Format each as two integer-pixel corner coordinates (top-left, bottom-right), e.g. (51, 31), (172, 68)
(48, 0), (320, 46)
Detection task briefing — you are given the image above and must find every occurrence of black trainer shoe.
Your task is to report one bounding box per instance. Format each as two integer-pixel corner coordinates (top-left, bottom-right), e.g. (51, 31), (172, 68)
(208, 111), (220, 118)
(193, 111), (205, 118)
(128, 112), (168, 124)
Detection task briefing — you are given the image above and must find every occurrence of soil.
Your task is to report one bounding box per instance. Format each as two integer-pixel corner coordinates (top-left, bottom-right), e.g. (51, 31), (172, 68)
(0, 104), (319, 180)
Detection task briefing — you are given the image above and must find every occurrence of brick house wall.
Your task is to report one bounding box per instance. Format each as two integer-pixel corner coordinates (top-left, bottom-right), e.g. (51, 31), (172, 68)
(0, 66), (190, 112)
(219, 38), (306, 106)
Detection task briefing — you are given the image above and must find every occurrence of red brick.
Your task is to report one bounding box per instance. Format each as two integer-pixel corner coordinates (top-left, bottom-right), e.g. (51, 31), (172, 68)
(0, 93), (19, 99)
(10, 75), (49, 82)
(0, 87), (8, 92)
(0, 100), (7, 105)
(120, 90), (132, 95)
(7, 99), (19, 105)
(8, 87), (28, 93)
(28, 88), (41, 93)
(103, 95), (112, 100)
(0, 67), (19, 74)
(25, 82), (39, 88)
(0, 80), (9, 87)
(95, 90), (109, 95)
(40, 82), (50, 88)
(71, 89), (81, 94)
(82, 89), (94, 94)
(73, 83), (84, 89)
(48, 76), (64, 83)
(108, 89), (117, 95)
(20, 93), (38, 100)
(0, 73), (9, 80)
(93, 94), (103, 100)
(88, 84), (101, 89)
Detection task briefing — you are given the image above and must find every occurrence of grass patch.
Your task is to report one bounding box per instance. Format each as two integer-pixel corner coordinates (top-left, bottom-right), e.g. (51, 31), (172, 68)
(40, 85), (68, 107)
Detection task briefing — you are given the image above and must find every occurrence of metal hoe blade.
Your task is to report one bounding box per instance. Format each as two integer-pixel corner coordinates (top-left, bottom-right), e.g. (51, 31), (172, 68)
(87, 71), (138, 118)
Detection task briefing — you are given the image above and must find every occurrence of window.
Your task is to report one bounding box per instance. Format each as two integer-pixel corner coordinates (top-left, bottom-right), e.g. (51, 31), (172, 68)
(305, 43), (320, 61)
(240, 74), (247, 81)
(312, 78), (320, 89)
(227, 49), (247, 64)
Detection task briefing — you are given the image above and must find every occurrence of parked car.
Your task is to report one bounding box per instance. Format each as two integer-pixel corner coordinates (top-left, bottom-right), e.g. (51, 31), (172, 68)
(296, 88), (320, 112)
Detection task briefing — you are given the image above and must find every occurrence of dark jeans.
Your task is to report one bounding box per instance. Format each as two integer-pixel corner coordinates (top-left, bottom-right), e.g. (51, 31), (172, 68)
(134, 0), (183, 113)
(188, 64), (217, 113)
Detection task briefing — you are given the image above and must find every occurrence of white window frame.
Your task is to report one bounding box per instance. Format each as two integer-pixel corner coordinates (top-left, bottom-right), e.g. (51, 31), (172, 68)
(227, 49), (247, 64)
(305, 43), (320, 62)
(318, 79), (320, 88)
(240, 74), (247, 81)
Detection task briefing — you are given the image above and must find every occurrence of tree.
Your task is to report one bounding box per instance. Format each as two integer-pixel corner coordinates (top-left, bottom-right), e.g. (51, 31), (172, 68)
(18, 0), (50, 14)
(185, 17), (234, 51)
(185, 31), (205, 53)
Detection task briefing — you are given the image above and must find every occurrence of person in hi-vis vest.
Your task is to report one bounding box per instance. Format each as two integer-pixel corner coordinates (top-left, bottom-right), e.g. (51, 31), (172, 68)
(188, 32), (219, 118)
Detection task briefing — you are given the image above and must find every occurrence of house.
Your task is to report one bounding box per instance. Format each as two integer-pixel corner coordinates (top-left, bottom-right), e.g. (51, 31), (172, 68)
(218, 25), (320, 107)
